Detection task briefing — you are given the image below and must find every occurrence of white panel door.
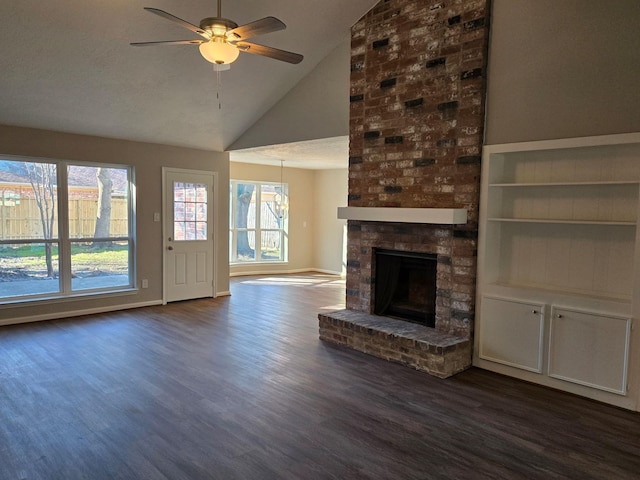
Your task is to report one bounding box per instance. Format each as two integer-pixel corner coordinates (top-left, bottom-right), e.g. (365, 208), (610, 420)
(479, 296), (545, 373)
(164, 170), (214, 302)
(549, 307), (631, 394)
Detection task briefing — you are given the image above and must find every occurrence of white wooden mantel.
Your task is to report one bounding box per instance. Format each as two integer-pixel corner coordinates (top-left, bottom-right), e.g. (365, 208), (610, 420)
(337, 207), (467, 225)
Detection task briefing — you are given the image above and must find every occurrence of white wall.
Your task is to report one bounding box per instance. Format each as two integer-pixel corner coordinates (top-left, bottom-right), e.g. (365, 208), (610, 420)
(229, 39), (351, 150)
(0, 124), (229, 324)
(314, 169), (348, 275)
(485, 0), (640, 144)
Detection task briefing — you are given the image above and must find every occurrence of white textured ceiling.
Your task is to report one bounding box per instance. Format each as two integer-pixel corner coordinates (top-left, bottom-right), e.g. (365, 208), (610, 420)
(230, 136), (348, 170)
(0, 0), (376, 154)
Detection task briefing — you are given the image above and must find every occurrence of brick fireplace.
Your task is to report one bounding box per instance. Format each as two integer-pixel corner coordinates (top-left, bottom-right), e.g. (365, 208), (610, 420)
(319, 0), (490, 378)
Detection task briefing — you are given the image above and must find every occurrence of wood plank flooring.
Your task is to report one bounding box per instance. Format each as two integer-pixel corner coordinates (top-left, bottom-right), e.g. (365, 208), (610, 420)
(0, 273), (639, 479)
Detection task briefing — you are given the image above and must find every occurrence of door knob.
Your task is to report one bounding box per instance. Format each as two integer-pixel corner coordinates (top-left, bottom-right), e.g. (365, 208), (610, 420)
(167, 246), (174, 251)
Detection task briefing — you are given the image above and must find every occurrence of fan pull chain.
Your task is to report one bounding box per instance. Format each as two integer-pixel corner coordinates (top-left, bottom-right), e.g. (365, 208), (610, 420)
(216, 68), (222, 109)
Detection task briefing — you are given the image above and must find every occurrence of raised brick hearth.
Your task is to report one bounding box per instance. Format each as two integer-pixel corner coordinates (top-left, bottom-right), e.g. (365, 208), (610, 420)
(319, 310), (470, 378)
(319, 0), (489, 378)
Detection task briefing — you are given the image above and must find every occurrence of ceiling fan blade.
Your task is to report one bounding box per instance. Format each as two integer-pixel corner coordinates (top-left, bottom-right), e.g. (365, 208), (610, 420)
(228, 17), (286, 41)
(236, 41), (303, 64)
(130, 40), (205, 46)
(143, 7), (210, 39)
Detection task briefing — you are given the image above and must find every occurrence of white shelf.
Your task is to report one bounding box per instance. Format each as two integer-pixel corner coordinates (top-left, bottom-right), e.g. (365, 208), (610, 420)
(486, 281), (633, 303)
(488, 218), (636, 226)
(486, 181), (638, 224)
(489, 181), (640, 187)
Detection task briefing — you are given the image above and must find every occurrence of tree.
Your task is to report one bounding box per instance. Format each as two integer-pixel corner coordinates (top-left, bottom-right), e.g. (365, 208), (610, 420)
(25, 162), (57, 278)
(93, 168), (113, 248)
(236, 184), (255, 258)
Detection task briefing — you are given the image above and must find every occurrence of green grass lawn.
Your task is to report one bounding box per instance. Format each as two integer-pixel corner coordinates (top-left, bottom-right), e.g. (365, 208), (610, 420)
(0, 243), (129, 275)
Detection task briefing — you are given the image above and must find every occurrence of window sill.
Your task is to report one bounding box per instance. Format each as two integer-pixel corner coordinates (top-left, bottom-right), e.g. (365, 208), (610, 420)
(230, 261), (288, 266)
(0, 287), (139, 309)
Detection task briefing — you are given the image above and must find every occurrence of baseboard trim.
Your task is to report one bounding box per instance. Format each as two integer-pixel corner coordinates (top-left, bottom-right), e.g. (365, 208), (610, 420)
(229, 268), (344, 278)
(312, 268), (344, 276)
(0, 300), (163, 327)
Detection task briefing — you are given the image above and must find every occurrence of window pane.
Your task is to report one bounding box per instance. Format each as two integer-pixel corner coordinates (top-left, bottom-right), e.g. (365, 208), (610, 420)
(0, 243), (60, 298)
(260, 184), (278, 229)
(260, 230), (282, 261)
(174, 202), (185, 221)
(70, 241), (130, 291)
(185, 222), (196, 240)
(234, 230), (256, 262)
(196, 203), (207, 221)
(196, 184), (207, 202)
(67, 165), (129, 239)
(185, 183), (196, 202)
(236, 184), (256, 229)
(274, 185), (288, 223)
(0, 160), (58, 240)
(196, 222), (207, 240)
(174, 222), (185, 241)
(174, 183), (185, 201)
(174, 181), (207, 242)
(185, 203), (196, 221)
(229, 180), (288, 264)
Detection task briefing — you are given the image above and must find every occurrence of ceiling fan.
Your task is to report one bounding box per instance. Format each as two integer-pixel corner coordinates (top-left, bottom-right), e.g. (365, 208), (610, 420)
(131, 0), (304, 68)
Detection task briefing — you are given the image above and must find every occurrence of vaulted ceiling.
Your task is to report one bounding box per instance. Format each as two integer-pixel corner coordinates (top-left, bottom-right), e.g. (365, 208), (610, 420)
(0, 1), (377, 157)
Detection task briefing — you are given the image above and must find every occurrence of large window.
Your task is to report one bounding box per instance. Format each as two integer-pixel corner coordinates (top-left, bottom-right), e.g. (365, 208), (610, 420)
(0, 158), (134, 301)
(229, 181), (288, 263)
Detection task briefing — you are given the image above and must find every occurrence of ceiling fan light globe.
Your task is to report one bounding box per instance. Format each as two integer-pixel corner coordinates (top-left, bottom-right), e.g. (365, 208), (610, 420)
(199, 39), (240, 65)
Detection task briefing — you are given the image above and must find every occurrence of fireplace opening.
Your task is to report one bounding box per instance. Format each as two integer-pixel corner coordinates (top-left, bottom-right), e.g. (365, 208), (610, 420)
(374, 249), (437, 327)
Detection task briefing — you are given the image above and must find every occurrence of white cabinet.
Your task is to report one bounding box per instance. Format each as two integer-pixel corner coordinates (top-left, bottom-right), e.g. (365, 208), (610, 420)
(474, 133), (640, 410)
(549, 307), (630, 395)
(479, 296), (544, 373)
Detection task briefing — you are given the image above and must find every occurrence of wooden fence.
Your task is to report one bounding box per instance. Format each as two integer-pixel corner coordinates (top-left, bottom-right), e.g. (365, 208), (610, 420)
(0, 198), (128, 240)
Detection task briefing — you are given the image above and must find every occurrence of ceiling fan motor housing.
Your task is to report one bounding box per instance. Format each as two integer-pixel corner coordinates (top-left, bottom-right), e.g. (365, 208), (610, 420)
(200, 17), (239, 38)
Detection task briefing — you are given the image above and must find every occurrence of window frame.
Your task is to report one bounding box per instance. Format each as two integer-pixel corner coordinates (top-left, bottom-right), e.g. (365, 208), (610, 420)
(0, 155), (136, 303)
(229, 180), (288, 264)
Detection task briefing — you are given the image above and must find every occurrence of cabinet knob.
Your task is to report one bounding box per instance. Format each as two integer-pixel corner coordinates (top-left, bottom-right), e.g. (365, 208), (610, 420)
(532, 310), (538, 314)
(556, 314), (563, 319)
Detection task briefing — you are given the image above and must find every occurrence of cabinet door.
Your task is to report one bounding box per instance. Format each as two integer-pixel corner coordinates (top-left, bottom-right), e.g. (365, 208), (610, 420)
(479, 296), (545, 373)
(549, 307), (630, 395)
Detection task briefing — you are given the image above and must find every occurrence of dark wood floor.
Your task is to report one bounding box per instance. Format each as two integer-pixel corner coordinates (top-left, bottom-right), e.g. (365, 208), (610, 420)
(1, 274), (639, 479)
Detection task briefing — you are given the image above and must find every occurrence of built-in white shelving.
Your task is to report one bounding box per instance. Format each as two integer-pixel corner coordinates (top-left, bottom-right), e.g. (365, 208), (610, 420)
(474, 133), (640, 411)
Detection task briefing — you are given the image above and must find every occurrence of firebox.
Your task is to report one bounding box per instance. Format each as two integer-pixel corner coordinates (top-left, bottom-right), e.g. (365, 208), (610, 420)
(374, 249), (437, 327)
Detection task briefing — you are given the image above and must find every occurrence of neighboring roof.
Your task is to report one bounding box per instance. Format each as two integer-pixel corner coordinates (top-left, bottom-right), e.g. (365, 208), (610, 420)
(0, 161), (128, 192)
(0, 169), (27, 185)
(68, 166), (128, 192)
